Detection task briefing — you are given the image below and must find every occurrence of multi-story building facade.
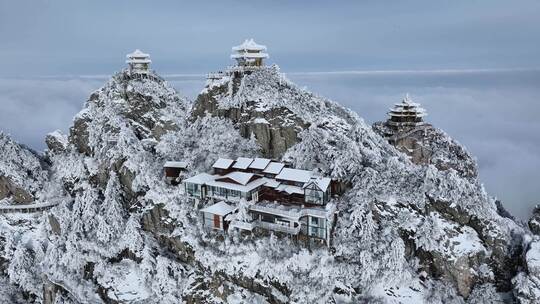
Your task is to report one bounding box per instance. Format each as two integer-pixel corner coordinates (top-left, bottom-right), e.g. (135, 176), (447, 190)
(182, 157), (337, 244)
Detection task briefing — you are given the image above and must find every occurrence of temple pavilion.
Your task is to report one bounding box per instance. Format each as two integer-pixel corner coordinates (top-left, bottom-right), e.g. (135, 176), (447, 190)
(387, 94), (427, 130)
(126, 49), (151, 74)
(231, 39), (269, 67)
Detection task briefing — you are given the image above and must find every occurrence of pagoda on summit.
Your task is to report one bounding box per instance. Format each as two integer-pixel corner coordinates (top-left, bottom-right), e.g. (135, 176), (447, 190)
(387, 94), (427, 131)
(231, 39), (269, 68)
(126, 49), (151, 74)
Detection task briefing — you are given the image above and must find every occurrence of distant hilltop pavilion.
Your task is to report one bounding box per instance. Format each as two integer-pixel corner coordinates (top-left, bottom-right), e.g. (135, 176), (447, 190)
(207, 38), (270, 81)
(387, 94), (427, 131)
(231, 38), (269, 68)
(126, 49), (151, 74)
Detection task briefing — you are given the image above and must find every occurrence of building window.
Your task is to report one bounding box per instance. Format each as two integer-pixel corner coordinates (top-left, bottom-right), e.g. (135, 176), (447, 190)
(186, 183), (200, 197)
(217, 187), (227, 197)
(305, 189), (324, 204)
(261, 214), (274, 223)
(307, 216), (326, 239)
(228, 189), (241, 198)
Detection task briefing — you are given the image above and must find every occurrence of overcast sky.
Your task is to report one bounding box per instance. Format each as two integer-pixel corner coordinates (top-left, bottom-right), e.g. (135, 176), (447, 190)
(0, 1), (539, 218)
(1, 0), (540, 76)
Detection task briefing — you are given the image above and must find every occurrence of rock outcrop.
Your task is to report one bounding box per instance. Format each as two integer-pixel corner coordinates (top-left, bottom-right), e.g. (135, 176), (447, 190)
(192, 66), (356, 159)
(512, 236), (540, 303)
(373, 122), (478, 180)
(0, 132), (47, 203)
(529, 205), (540, 235)
(67, 72), (187, 158)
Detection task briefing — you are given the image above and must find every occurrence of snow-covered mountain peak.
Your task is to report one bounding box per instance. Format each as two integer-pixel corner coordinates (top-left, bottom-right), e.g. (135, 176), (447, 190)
(65, 70), (190, 157)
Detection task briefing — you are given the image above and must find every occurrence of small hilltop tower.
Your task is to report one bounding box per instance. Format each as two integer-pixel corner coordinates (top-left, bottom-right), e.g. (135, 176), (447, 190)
(126, 49), (151, 74)
(231, 39), (269, 68)
(387, 94), (427, 131)
(207, 39), (270, 81)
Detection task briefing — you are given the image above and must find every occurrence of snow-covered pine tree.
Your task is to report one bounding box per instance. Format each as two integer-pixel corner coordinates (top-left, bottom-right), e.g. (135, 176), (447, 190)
(96, 172), (126, 245)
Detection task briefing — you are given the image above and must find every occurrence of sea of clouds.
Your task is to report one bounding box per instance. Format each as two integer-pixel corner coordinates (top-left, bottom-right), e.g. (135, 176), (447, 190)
(0, 70), (538, 219)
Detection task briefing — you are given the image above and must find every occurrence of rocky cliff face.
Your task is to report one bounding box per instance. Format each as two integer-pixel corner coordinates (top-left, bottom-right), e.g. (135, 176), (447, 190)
(191, 66), (356, 159)
(0, 66), (535, 303)
(373, 122), (478, 180)
(0, 133), (47, 204)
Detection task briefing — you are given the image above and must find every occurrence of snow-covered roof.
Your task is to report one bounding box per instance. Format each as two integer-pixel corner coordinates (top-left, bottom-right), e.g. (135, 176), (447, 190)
(275, 168), (313, 184)
(303, 177), (332, 192)
(183, 173), (214, 184)
(231, 39), (269, 60)
(232, 39), (267, 51)
(200, 201), (236, 216)
(276, 184), (304, 195)
(263, 162), (285, 175)
(126, 49), (151, 64)
(183, 172), (266, 193)
(206, 176), (268, 193)
(126, 49), (150, 59)
(389, 111), (427, 118)
(163, 161), (188, 169)
(264, 179), (281, 188)
(217, 172), (255, 186)
(388, 94), (427, 118)
(212, 158), (235, 169)
(249, 158), (271, 170)
(232, 157), (253, 170)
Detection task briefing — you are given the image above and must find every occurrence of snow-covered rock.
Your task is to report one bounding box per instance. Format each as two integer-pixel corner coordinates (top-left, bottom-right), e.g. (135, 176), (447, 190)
(528, 205), (540, 235)
(0, 132), (47, 203)
(512, 236), (540, 303)
(372, 122), (478, 180)
(192, 66), (356, 159)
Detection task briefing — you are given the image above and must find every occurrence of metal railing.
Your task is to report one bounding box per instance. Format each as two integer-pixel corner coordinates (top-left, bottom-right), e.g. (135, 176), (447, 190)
(254, 220), (301, 235)
(230, 219), (300, 235)
(249, 204), (328, 219)
(230, 220), (254, 231)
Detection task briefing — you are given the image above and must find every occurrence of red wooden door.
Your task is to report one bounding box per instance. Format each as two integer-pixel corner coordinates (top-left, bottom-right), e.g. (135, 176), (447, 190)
(213, 215), (220, 229)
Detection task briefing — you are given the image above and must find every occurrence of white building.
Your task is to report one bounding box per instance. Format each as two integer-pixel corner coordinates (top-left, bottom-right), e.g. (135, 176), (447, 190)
(200, 201), (237, 231)
(126, 49), (151, 74)
(230, 39), (269, 67)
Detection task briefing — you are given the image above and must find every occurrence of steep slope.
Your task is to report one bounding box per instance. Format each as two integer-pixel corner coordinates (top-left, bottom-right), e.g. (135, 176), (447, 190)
(0, 132), (47, 204)
(0, 65), (529, 303)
